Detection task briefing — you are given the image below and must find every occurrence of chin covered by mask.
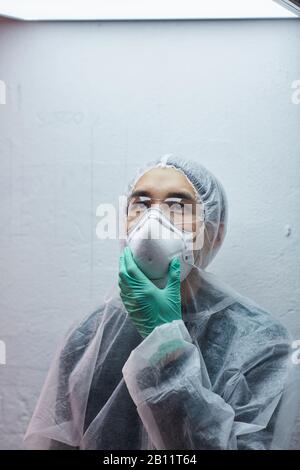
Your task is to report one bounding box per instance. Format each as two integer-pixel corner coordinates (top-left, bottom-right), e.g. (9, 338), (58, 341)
(126, 208), (204, 288)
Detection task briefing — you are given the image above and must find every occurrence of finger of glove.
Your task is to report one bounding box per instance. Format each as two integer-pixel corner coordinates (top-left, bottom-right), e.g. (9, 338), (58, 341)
(167, 257), (181, 285)
(119, 252), (135, 295)
(123, 246), (150, 285)
(119, 252), (128, 284)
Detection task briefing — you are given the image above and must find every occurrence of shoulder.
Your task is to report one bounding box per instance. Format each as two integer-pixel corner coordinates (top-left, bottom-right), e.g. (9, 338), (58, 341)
(58, 295), (142, 367)
(199, 274), (291, 344)
(223, 300), (291, 343)
(59, 296), (127, 360)
(215, 301), (292, 375)
(202, 296), (291, 368)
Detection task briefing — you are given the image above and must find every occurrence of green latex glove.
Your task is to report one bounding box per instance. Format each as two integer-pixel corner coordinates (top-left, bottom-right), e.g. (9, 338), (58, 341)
(119, 246), (182, 339)
(148, 338), (186, 367)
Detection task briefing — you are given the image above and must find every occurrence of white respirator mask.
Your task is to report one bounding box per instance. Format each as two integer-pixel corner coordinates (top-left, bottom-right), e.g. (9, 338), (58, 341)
(127, 207), (204, 288)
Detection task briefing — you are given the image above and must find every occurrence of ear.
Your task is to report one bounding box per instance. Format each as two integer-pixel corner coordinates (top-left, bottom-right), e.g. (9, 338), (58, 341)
(214, 222), (225, 247)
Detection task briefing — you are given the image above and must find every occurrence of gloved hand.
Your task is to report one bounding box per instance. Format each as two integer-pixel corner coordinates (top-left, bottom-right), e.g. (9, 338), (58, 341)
(119, 246), (182, 339)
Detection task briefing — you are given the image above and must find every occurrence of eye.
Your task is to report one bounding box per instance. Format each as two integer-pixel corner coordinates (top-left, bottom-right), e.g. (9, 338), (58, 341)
(133, 202), (149, 210)
(165, 199), (193, 214)
(164, 198), (183, 210)
(169, 202), (184, 212)
(127, 197), (151, 217)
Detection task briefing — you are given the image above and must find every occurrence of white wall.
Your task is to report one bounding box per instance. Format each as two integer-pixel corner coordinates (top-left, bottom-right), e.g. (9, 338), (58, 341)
(0, 18), (299, 449)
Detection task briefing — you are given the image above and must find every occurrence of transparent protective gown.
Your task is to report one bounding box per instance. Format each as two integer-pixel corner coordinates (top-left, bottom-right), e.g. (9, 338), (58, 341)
(271, 350), (300, 450)
(24, 155), (293, 450)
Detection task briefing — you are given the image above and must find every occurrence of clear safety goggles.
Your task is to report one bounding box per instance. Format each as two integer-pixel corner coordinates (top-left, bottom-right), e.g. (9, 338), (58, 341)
(127, 195), (205, 232)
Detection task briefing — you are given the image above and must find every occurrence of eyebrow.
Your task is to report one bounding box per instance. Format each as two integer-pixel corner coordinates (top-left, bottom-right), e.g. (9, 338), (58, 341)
(130, 189), (195, 201)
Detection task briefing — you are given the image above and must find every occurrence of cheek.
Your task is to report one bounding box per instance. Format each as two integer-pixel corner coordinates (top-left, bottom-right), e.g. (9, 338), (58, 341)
(125, 218), (130, 234)
(192, 219), (201, 240)
(192, 220), (207, 253)
(126, 217), (139, 233)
